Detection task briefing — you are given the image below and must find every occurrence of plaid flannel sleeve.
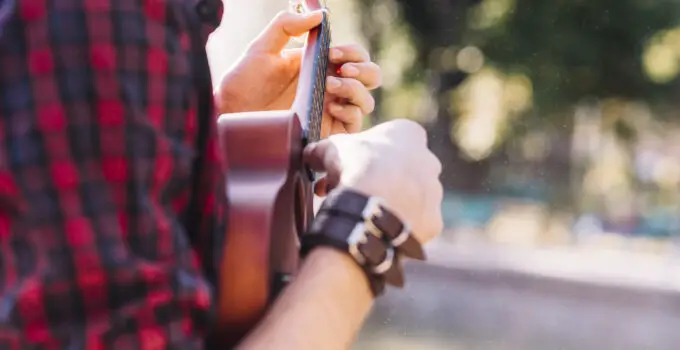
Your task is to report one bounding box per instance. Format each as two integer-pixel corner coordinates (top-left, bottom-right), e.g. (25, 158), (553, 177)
(0, 0), (226, 348)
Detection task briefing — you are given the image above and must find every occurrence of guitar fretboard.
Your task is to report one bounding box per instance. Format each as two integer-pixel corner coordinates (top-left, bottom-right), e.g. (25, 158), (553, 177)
(305, 12), (331, 144)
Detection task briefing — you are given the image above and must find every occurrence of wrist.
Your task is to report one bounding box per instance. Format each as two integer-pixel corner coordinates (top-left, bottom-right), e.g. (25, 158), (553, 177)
(239, 246), (373, 350)
(302, 247), (375, 303)
(301, 188), (425, 297)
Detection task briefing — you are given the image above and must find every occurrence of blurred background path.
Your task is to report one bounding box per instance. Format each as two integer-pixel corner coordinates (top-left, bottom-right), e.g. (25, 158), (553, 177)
(356, 241), (680, 350)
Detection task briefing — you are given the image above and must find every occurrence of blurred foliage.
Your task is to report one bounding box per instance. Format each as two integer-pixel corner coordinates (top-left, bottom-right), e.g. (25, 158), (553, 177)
(466, 0), (680, 113)
(360, 0), (680, 115)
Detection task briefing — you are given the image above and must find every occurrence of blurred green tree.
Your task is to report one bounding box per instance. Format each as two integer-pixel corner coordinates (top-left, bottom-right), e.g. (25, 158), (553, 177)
(470, 0), (680, 111)
(355, 0), (680, 194)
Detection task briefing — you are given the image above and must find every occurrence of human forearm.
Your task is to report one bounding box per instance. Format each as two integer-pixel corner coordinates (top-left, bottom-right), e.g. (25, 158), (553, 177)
(237, 247), (374, 350)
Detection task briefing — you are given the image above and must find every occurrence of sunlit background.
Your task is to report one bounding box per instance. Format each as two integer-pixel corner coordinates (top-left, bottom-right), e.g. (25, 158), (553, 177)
(211, 1), (680, 349)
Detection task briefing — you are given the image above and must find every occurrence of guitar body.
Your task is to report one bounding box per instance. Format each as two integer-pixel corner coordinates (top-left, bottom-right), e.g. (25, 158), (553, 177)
(215, 110), (314, 346)
(214, 1), (331, 346)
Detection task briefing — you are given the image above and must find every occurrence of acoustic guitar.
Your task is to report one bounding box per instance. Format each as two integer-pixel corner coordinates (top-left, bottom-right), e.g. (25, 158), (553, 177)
(215, 0), (331, 346)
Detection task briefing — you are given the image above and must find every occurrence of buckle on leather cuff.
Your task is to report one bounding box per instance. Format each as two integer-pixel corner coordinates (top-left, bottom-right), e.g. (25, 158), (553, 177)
(361, 196), (382, 220)
(346, 221), (395, 274)
(345, 196), (397, 274)
(360, 196), (425, 261)
(361, 196), (386, 239)
(359, 196), (413, 248)
(347, 222), (370, 265)
(371, 246), (394, 274)
(391, 224), (411, 247)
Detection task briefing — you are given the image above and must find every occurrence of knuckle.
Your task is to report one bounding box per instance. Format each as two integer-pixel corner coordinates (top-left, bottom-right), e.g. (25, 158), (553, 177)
(353, 111), (365, 126)
(432, 189), (445, 236)
(431, 219), (444, 238)
(369, 62), (383, 86)
(348, 43), (370, 60)
(364, 95), (376, 114)
(333, 82), (350, 97)
(273, 10), (291, 24)
(414, 218), (442, 244)
(366, 61), (380, 71)
(340, 78), (363, 97)
(346, 77), (363, 88)
(327, 132), (350, 144)
(434, 181), (444, 203)
(334, 105), (358, 122)
(394, 119), (427, 139)
(333, 44), (350, 55)
(270, 12), (291, 32)
(424, 210), (444, 240)
(310, 139), (329, 156)
(346, 42), (361, 51)
(348, 105), (363, 119)
(428, 152), (442, 175)
(344, 110), (363, 131)
(346, 62), (364, 76)
(358, 44), (371, 59)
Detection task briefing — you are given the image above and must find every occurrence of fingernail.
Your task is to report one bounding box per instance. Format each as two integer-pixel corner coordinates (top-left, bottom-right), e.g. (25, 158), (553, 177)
(326, 76), (341, 89)
(329, 103), (343, 113)
(330, 48), (343, 60)
(343, 64), (359, 77)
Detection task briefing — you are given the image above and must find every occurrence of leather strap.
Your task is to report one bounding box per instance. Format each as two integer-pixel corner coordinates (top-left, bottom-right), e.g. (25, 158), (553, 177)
(301, 188), (425, 297)
(317, 189), (425, 260)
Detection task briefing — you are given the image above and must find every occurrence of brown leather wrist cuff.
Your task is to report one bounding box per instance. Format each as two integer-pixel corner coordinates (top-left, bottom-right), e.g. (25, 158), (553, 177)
(300, 188), (425, 298)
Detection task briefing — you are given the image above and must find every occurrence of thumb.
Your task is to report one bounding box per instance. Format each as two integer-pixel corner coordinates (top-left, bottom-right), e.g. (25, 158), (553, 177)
(303, 140), (342, 194)
(250, 10), (325, 54)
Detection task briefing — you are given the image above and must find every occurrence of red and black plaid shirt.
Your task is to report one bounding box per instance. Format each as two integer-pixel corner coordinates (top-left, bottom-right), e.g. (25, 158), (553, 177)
(0, 0), (227, 348)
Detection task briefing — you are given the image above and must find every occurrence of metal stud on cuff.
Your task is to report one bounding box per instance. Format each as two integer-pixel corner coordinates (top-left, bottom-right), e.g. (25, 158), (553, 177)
(346, 222), (395, 275)
(362, 197), (387, 240)
(347, 223), (369, 266)
(361, 196), (382, 220)
(371, 246), (394, 275)
(391, 223), (411, 247)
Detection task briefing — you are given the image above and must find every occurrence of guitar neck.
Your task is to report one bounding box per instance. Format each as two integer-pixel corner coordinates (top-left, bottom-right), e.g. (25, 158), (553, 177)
(292, 10), (331, 144)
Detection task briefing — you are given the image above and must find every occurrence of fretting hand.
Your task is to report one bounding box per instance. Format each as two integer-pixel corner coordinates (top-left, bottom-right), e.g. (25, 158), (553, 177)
(215, 10), (382, 136)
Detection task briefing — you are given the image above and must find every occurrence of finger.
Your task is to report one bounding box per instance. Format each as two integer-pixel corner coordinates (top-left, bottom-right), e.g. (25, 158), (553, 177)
(423, 150), (442, 176)
(338, 62), (382, 90)
(424, 154), (444, 240)
(302, 142), (327, 172)
(329, 43), (371, 64)
(327, 103), (363, 133)
(303, 140), (343, 186)
(250, 10), (325, 54)
(370, 119), (428, 145)
(408, 177), (444, 247)
(326, 77), (375, 115)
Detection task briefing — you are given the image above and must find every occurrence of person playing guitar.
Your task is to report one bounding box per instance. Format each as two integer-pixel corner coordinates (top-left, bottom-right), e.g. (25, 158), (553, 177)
(0, 1), (443, 349)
